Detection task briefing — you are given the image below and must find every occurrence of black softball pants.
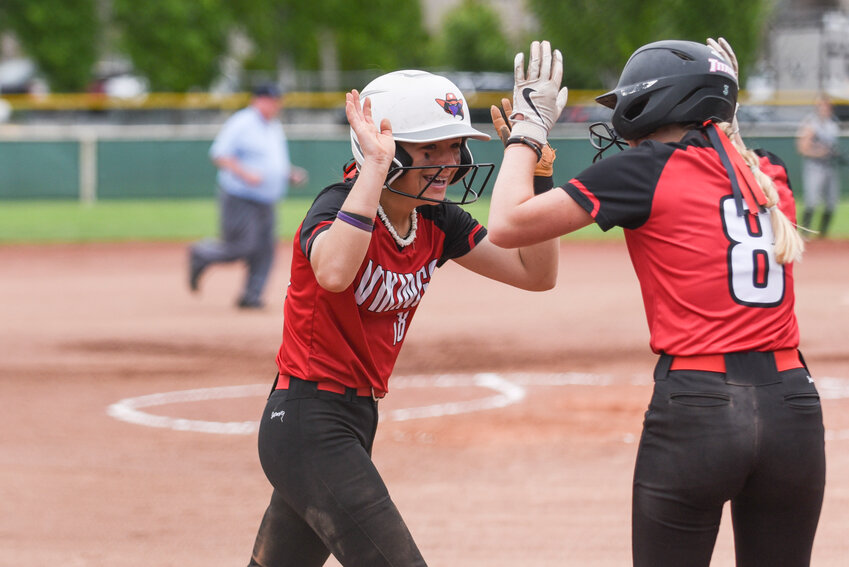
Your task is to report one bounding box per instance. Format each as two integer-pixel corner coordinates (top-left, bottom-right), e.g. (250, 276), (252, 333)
(632, 352), (826, 567)
(248, 378), (427, 567)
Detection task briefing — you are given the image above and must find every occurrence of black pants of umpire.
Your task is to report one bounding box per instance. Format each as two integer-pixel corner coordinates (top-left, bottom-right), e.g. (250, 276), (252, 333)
(191, 190), (276, 305)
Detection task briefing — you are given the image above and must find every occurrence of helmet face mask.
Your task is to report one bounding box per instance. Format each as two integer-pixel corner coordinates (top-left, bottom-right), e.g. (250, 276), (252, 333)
(384, 162), (495, 205)
(350, 70), (493, 205)
(594, 40), (738, 142)
(588, 122), (628, 163)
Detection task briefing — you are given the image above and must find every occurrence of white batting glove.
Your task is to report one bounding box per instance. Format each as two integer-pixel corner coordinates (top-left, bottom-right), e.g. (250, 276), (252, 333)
(707, 37), (741, 139)
(509, 40), (569, 146)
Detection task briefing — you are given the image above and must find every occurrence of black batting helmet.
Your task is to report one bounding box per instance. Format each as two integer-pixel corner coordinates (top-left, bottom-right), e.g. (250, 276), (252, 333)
(595, 40), (738, 141)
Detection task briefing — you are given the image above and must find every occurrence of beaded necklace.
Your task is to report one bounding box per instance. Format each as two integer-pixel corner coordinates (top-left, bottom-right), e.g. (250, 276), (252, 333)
(376, 204), (417, 247)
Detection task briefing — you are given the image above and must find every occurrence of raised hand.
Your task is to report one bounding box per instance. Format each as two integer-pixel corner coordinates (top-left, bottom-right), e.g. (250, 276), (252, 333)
(707, 37), (738, 78)
(707, 37), (741, 141)
(491, 97), (556, 176)
(346, 89), (395, 168)
(509, 40), (569, 145)
(490, 97), (513, 145)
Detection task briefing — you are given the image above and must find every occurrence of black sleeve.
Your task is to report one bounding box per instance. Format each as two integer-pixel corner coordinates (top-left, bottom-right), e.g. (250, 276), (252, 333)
(533, 175), (554, 195)
(754, 149), (794, 192)
(420, 204), (487, 267)
(299, 183), (352, 258)
(560, 141), (671, 231)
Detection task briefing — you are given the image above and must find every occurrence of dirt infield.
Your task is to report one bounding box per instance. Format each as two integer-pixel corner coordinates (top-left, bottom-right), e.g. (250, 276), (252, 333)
(2, 239), (848, 566)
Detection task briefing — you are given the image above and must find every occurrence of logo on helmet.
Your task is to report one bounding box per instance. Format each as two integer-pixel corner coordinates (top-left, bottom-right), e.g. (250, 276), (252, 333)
(620, 80), (658, 97)
(435, 93), (464, 119)
(708, 58), (734, 76)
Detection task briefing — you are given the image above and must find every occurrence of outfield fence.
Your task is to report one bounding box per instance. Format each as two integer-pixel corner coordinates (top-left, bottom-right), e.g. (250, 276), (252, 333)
(0, 123), (847, 202)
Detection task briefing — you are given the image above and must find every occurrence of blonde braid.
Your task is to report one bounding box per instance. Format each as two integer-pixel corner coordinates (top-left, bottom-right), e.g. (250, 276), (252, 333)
(720, 122), (805, 264)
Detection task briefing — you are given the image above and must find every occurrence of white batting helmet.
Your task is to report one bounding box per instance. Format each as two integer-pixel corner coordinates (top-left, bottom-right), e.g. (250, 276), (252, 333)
(350, 70), (493, 204)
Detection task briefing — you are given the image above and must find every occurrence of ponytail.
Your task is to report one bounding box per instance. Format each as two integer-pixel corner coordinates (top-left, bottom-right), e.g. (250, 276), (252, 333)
(720, 122), (804, 264)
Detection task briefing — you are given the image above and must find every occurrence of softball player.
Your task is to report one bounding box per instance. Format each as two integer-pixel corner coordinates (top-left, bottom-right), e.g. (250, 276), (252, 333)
(796, 93), (842, 237)
(488, 40), (825, 566)
(247, 70), (559, 566)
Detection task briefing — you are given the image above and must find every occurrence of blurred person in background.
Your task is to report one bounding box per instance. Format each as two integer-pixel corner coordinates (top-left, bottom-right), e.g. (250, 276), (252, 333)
(796, 93), (841, 238)
(189, 82), (308, 309)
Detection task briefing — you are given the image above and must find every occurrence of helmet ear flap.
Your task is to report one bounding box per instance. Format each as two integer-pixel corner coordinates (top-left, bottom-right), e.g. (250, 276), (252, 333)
(450, 140), (473, 184)
(386, 144), (413, 185)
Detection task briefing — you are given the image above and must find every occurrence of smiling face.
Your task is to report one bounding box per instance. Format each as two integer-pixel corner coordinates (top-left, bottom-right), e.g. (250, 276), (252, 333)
(391, 138), (464, 202)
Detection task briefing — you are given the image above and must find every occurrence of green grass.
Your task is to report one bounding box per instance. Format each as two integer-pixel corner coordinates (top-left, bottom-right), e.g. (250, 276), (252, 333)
(0, 198), (308, 243)
(0, 197), (846, 244)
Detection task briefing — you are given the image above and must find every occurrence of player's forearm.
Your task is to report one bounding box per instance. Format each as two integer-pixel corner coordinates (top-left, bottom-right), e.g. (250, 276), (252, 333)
(310, 225), (372, 292)
(809, 143), (832, 159)
(797, 130), (830, 159)
(488, 145), (538, 247)
(338, 159), (387, 217)
(310, 160), (386, 292)
(515, 238), (559, 291)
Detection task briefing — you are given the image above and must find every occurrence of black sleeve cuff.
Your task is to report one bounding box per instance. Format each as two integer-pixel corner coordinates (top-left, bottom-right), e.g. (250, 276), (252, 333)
(533, 175), (554, 195)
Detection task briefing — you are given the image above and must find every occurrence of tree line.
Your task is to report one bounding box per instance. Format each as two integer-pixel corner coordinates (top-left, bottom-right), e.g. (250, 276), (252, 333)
(0, 0), (772, 93)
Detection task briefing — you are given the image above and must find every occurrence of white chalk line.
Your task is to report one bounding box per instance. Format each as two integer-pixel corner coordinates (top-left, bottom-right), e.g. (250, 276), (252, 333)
(819, 377), (849, 440)
(385, 373), (525, 421)
(106, 372), (849, 440)
(106, 384), (268, 435)
(105, 372), (607, 435)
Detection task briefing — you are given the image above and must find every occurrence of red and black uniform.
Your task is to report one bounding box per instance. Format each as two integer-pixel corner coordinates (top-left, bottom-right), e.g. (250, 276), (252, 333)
(562, 129), (825, 567)
(278, 182), (484, 396)
(249, 181), (486, 567)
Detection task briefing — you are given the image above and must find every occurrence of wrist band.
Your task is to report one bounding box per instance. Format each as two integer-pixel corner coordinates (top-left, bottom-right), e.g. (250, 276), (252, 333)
(505, 136), (543, 162)
(533, 175), (554, 195)
(336, 210), (374, 232)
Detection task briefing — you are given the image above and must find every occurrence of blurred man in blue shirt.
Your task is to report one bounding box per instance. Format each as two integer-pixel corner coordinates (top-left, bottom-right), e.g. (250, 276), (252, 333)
(189, 83), (308, 309)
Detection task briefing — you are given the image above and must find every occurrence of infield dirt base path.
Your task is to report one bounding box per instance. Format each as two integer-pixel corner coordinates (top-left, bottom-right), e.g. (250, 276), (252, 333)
(1, 239), (847, 566)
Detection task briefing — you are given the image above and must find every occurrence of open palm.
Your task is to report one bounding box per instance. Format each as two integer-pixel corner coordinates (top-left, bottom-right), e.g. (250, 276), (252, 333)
(346, 90), (395, 166)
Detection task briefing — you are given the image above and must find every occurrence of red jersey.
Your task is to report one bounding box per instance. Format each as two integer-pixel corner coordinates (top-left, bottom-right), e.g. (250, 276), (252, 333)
(562, 130), (799, 356)
(277, 182), (486, 395)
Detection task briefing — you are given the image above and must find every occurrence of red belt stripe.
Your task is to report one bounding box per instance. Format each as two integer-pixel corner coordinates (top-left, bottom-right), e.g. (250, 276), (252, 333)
(669, 348), (803, 373)
(276, 374), (385, 399)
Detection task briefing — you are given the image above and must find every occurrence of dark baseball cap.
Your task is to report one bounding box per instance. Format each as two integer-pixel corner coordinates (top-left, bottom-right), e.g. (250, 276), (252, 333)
(251, 83), (282, 98)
